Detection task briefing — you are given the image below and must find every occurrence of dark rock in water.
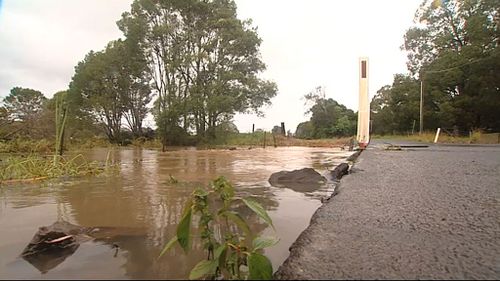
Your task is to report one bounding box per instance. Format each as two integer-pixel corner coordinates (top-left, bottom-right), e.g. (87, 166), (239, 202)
(269, 168), (327, 193)
(269, 168), (326, 184)
(23, 241), (79, 274)
(21, 221), (91, 257)
(20, 220), (146, 274)
(20, 221), (91, 274)
(330, 163), (349, 180)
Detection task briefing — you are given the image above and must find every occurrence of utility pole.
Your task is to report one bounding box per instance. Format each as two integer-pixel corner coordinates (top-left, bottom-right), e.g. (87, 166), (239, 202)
(419, 79), (424, 135)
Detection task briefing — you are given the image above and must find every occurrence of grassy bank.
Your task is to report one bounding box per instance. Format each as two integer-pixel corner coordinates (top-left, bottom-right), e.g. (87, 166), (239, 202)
(202, 132), (353, 148)
(0, 139), (55, 154)
(0, 138), (118, 154)
(372, 131), (500, 144)
(108, 133), (354, 150)
(3, 131), (496, 156)
(0, 154), (114, 184)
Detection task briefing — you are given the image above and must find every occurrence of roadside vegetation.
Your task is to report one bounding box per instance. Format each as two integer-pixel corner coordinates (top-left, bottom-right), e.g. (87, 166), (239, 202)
(292, 0), (499, 144)
(369, 0), (499, 138)
(0, 154), (109, 184)
(196, 131), (353, 149)
(372, 131), (499, 145)
(160, 176), (278, 280)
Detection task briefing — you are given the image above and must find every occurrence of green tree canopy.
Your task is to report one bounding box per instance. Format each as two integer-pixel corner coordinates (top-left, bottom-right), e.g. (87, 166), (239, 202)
(371, 74), (422, 134)
(3, 87), (46, 122)
(69, 39), (152, 143)
(296, 86), (356, 139)
(401, 0), (499, 132)
(69, 47), (124, 143)
(2, 87), (47, 137)
(295, 121), (314, 139)
(118, 0), (277, 147)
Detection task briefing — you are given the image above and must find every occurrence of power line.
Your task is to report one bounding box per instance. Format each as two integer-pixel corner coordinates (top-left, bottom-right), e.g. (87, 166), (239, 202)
(423, 54), (496, 75)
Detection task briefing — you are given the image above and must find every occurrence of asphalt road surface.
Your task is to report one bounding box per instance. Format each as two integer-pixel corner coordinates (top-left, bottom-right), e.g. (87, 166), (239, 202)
(275, 140), (500, 279)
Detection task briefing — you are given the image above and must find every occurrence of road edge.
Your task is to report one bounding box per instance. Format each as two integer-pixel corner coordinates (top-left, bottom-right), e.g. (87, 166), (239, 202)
(273, 149), (364, 279)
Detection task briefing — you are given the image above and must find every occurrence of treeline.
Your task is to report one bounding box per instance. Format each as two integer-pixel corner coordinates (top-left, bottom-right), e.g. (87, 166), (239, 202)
(1, 0), (277, 149)
(294, 86), (357, 139)
(0, 87), (103, 144)
(371, 0), (499, 135)
(294, 0), (499, 139)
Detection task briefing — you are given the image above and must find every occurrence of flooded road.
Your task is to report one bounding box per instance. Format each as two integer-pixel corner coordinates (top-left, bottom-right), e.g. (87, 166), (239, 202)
(0, 146), (351, 279)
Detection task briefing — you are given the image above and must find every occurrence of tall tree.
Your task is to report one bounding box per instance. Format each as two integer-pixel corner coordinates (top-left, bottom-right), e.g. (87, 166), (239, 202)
(0, 106), (14, 139)
(69, 39), (152, 143)
(118, 38), (152, 138)
(308, 98), (357, 138)
(295, 121), (314, 139)
(371, 74), (423, 134)
(69, 46), (125, 143)
(403, 0), (499, 132)
(3, 87), (47, 138)
(298, 87), (357, 138)
(118, 0), (277, 148)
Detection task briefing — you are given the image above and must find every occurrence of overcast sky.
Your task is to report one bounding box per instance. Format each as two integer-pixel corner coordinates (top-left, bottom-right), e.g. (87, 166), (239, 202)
(0, 0), (422, 133)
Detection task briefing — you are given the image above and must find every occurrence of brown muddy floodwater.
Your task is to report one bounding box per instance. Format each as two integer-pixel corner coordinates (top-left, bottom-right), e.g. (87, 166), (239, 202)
(0, 146), (352, 279)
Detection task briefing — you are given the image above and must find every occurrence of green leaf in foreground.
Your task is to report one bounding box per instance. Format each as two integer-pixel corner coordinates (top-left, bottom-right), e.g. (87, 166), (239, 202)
(214, 244), (226, 260)
(252, 236), (279, 251)
(158, 235), (178, 258)
(248, 252), (273, 280)
(189, 259), (218, 280)
(220, 210), (251, 238)
(177, 207), (192, 252)
(242, 198), (274, 229)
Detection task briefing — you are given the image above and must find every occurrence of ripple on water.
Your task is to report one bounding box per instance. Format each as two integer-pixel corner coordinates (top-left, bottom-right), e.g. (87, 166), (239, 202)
(0, 146), (351, 279)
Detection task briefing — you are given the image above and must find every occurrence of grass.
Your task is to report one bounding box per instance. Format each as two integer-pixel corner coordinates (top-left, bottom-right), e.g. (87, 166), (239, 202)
(68, 137), (117, 150)
(0, 139), (54, 154)
(118, 132), (354, 150)
(0, 154), (115, 184)
(199, 132), (354, 149)
(372, 131), (500, 144)
(130, 138), (163, 149)
(0, 137), (115, 154)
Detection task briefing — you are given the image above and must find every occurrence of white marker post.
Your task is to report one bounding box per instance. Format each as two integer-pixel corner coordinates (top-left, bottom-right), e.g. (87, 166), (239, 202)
(434, 128), (441, 143)
(357, 57), (370, 149)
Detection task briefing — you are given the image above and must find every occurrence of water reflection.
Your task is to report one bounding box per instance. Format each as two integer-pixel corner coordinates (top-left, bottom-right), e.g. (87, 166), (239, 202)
(0, 146), (351, 279)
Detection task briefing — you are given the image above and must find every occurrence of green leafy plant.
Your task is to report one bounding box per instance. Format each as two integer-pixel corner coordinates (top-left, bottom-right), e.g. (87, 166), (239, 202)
(159, 176), (279, 280)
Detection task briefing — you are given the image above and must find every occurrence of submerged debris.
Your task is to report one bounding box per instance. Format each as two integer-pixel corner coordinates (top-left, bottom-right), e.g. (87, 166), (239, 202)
(20, 220), (146, 274)
(20, 221), (90, 274)
(269, 168), (327, 193)
(385, 145), (402, 151)
(329, 163), (349, 180)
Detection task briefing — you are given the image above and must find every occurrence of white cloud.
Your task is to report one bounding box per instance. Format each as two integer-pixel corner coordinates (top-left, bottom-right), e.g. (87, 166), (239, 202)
(0, 0), (421, 133)
(0, 0), (130, 97)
